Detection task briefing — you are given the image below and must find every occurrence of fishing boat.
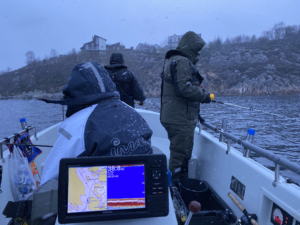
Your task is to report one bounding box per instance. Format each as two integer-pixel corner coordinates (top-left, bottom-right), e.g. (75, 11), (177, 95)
(0, 108), (300, 225)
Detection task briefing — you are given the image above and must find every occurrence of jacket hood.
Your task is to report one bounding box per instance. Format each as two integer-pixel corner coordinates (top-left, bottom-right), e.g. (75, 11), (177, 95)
(40, 61), (120, 117)
(110, 53), (124, 65)
(176, 31), (206, 64)
(105, 53), (127, 69)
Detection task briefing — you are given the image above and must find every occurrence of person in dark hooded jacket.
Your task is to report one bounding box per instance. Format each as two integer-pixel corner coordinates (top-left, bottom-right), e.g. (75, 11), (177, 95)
(160, 31), (211, 180)
(105, 53), (146, 108)
(39, 61), (153, 185)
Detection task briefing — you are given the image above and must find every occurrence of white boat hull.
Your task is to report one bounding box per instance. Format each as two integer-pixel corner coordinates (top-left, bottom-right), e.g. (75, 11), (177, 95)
(0, 109), (299, 225)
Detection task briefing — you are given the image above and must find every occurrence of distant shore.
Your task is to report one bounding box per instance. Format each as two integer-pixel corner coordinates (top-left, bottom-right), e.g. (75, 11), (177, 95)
(1, 92), (300, 100)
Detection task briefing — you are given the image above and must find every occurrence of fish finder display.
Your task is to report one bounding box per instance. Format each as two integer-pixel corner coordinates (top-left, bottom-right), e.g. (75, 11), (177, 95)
(67, 164), (145, 213)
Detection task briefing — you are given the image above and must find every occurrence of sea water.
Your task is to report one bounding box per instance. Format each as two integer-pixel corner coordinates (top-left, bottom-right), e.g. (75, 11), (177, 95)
(0, 95), (300, 183)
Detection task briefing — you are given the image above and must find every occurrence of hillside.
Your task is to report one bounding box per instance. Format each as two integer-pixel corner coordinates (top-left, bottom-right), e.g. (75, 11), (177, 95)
(198, 43), (300, 95)
(1, 23), (300, 98)
(0, 50), (165, 99)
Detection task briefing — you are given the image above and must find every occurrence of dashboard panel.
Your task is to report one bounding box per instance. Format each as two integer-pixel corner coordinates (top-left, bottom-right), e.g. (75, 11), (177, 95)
(270, 203), (293, 225)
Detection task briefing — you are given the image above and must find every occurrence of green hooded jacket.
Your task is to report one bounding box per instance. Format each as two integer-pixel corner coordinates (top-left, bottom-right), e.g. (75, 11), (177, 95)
(160, 31), (207, 125)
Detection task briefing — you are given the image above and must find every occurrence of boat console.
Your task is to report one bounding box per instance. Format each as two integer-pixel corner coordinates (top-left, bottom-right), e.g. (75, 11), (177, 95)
(57, 154), (169, 224)
(271, 203), (295, 225)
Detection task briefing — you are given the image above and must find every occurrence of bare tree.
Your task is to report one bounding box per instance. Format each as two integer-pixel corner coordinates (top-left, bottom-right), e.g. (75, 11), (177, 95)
(160, 37), (169, 48)
(224, 37), (232, 45)
(50, 48), (58, 58)
(36, 56), (41, 62)
(272, 22), (285, 40)
(68, 48), (77, 55)
(215, 36), (223, 47)
(262, 30), (274, 40)
(251, 35), (257, 43)
(25, 50), (36, 65)
(0, 67), (12, 75)
(243, 35), (251, 43)
(233, 35), (242, 44)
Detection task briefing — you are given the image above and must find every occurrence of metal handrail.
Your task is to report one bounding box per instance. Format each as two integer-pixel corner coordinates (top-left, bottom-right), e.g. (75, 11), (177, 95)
(0, 126), (37, 163)
(202, 121), (300, 183)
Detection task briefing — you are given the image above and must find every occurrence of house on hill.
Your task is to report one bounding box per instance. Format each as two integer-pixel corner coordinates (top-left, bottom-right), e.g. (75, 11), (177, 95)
(168, 33), (202, 48)
(106, 42), (125, 51)
(136, 43), (160, 53)
(80, 35), (107, 52)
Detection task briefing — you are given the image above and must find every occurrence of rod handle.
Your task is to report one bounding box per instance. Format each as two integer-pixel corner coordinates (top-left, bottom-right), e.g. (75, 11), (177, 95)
(250, 218), (259, 225)
(228, 193), (244, 211)
(228, 193), (259, 225)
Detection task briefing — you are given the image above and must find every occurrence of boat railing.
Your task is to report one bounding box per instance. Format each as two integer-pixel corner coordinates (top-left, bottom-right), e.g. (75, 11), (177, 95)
(0, 126), (37, 163)
(201, 119), (300, 187)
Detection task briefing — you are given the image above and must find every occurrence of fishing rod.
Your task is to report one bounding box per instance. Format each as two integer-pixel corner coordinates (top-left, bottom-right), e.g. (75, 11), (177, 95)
(145, 100), (161, 109)
(210, 94), (299, 121)
(6, 143), (53, 148)
(135, 100), (161, 110)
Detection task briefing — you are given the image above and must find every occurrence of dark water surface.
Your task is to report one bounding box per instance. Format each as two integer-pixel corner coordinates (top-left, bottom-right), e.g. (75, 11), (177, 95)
(140, 95), (300, 184)
(1, 95), (300, 183)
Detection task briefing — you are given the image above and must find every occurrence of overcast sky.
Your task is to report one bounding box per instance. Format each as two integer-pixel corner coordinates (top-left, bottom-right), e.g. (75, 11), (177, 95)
(1, 0), (300, 71)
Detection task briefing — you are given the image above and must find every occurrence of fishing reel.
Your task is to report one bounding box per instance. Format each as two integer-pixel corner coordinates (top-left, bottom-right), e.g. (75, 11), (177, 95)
(221, 209), (239, 224)
(221, 209), (257, 225)
(239, 214), (258, 225)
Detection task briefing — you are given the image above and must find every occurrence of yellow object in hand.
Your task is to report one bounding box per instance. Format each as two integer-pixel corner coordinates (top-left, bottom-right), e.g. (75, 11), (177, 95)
(210, 93), (215, 100)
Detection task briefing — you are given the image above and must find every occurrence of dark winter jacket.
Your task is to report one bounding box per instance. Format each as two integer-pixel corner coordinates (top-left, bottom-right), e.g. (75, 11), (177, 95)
(40, 61), (153, 185)
(105, 53), (146, 107)
(160, 31), (207, 125)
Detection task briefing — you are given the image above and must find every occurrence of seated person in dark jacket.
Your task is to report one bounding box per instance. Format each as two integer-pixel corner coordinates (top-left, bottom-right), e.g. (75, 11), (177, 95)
(40, 61), (153, 185)
(105, 53), (146, 107)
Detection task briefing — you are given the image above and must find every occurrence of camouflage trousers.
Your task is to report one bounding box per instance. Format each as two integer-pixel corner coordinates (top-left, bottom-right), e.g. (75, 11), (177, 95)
(161, 122), (196, 179)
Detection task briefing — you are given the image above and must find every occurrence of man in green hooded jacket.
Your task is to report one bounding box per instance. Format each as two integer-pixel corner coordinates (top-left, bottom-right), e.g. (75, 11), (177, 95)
(160, 31), (211, 179)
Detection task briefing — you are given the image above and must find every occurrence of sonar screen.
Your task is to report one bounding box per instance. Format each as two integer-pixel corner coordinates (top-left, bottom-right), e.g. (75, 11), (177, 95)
(67, 164), (146, 213)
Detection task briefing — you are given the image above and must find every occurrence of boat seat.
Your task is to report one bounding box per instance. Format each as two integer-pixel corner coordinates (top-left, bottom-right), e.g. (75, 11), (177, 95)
(151, 136), (170, 167)
(151, 145), (164, 154)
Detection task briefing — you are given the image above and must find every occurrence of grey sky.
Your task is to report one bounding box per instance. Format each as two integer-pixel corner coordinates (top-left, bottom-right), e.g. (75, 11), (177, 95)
(1, 0), (300, 71)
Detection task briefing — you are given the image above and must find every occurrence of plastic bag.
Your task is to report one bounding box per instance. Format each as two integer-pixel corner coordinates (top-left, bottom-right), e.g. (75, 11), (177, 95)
(9, 145), (37, 201)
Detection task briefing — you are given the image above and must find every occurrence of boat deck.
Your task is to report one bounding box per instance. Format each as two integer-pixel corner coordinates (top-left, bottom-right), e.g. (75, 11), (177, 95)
(1, 109), (300, 225)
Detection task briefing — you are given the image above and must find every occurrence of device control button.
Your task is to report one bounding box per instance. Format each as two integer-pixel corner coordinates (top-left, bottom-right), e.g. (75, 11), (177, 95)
(152, 182), (162, 186)
(152, 170), (162, 180)
(158, 192), (163, 194)
(152, 187), (157, 190)
(152, 192), (158, 195)
(151, 165), (162, 168)
(157, 187), (163, 190)
(158, 159), (162, 163)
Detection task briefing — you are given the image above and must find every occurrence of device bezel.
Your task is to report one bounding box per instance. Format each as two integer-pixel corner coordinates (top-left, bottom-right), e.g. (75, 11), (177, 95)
(58, 154), (168, 224)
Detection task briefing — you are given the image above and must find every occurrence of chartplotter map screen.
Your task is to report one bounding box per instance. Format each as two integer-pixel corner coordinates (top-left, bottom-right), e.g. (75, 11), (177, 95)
(67, 164), (146, 213)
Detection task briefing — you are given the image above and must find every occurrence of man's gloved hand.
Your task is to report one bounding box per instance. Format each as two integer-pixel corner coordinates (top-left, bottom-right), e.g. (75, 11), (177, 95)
(202, 93), (212, 103)
(139, 101), (144, 106)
